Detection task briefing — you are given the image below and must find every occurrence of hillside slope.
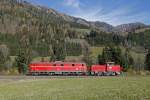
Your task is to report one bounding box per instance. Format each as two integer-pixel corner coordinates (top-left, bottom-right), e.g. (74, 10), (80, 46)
(0, 0), (149, 35)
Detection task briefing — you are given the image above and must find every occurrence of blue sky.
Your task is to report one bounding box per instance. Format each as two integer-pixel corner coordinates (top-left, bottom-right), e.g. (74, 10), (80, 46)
(26, 0), (150, 26)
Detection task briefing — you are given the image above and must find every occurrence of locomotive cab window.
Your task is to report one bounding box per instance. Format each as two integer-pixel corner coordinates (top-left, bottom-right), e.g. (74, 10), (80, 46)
(72, 64), (75, 66)
(61, 64), (64, 66)
(82, 64), (84, 66)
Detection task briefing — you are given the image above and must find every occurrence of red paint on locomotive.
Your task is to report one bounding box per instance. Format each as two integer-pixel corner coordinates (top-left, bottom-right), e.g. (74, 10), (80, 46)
(91, 65), (106, 72)
(91, 62), (122, 76)
(29, 61), (87, 75)
(28, 61), (122, 76)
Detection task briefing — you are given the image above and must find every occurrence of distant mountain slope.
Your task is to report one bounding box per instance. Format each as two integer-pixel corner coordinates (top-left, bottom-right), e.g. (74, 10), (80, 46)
(0, 0), (149, 35)
(0, 0), (90, 35)
(115, 22), (147, 33)
(89, 21), (114, 32)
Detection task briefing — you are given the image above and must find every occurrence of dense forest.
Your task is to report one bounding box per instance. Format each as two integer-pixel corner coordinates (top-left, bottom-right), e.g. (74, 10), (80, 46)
(0, 0), (150, 74)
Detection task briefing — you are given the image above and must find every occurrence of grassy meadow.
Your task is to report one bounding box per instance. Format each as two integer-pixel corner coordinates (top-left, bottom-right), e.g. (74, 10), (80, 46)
(0, 76), (150, 100)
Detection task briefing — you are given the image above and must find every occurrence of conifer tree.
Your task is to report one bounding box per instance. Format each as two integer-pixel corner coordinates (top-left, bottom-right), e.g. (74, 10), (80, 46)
(145, 49), (150, 70)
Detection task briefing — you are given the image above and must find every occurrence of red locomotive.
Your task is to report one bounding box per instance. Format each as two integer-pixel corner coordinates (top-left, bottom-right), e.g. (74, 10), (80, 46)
(29, 61), (87, 75)
(28, 61), (122, 76)
(91, 62), (122, 76)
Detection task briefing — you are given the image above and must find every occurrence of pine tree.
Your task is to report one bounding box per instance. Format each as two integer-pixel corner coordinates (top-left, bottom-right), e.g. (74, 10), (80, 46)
(145, 49), (150, 70)
(15, 51), (28, 74)
(98, 54), (104, 64)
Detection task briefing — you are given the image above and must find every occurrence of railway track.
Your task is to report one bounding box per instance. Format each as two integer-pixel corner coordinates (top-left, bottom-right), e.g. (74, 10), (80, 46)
(0, 75), (105, 80)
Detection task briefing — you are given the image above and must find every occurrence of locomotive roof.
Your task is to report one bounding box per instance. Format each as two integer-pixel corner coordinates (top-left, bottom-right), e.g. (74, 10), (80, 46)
(30, 61), (86, 65)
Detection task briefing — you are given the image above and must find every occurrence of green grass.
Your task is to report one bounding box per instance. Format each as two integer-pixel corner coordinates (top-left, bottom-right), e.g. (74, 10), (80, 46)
(91, 47), (104, 58)
(0, 77), (150, 100)
(73, 28), (90, 33)
(32, 57), (50, 62)
(65, 56), (83, 61)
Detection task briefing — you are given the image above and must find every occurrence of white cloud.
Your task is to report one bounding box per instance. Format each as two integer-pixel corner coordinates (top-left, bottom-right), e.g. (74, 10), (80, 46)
(26, 0), (149, 25)
(64, 0), (80, 8)
(71, 2), (149, 26)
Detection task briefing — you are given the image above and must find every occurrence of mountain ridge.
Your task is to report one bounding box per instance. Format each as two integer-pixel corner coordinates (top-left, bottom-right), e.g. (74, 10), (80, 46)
(19, 1), (150, 32)
(0, 0), (149, 35)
